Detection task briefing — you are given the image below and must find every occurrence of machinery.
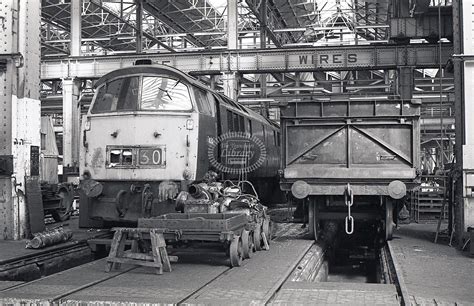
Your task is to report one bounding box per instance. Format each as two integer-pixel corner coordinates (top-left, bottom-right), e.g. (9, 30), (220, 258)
(279, 97), (421, 240)
(138, 179), (272, 267)
(40, 116), (74, 222)
(79, 63), (280, 228)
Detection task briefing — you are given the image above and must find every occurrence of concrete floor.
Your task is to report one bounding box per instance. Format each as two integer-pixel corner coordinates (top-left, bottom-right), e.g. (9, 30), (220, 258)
(391, 223), (474, 305)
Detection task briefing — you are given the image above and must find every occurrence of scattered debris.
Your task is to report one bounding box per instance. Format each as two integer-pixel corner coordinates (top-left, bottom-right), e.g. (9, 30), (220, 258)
(26, 227), (73, 249)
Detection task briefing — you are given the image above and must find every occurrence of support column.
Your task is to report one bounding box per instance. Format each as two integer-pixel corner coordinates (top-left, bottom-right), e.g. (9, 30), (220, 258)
(455, 0), (474, 241)
(0, 0), (42, 239)
(64, 0), (82, 180)
(70, 0), (82, 56)
(136, 0), (143, 53)
(397, 67), (414, 100)
(62, 79), (81, 172)
(258, 2), (268, 116)
(259, 0), (267, 48)
(223, 0), (239, 99)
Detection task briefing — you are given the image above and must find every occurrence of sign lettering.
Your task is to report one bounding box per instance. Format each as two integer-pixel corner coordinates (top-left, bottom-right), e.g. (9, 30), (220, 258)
(297, 53), (359, 66)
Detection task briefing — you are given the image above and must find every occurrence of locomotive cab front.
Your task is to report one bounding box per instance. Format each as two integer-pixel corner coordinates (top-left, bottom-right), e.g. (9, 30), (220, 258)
(79, 65), (216, 227)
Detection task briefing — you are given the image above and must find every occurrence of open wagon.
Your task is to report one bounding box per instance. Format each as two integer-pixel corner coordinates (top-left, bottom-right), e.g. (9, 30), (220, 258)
(280, 98), (421, 240)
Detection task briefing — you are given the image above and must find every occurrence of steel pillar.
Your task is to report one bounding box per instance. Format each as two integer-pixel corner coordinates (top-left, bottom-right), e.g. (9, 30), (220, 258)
(62, 79), (81, 170)
(397, 67), (414, 100)
(456, 0), (474, 240)
(259, 0), (267, 49)
(223, 0), (239, 99)
(66, 0), (82, 171)
(70, 0), (82, 56)
(228, 0), (238, 49)
(259, 1), (267, 104)
(0, 0), (42, 239)
(136, 0), (143, 53)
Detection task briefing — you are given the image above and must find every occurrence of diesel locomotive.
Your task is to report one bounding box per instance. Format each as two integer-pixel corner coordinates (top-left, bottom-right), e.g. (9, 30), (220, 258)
(79, 63), (280, 228)
(279, 97), (421, 240)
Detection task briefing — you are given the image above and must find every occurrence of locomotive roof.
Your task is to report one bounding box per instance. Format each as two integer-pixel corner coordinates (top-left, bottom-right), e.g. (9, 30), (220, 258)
(95, 64), (279, 128)
(94, 64), (201, 89)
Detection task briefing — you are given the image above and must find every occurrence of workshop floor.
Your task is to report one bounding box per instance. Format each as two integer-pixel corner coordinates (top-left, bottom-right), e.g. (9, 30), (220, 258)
(391, 223), (474, 305)
(0, 215), (109, 281)
(0, 215), (107, 263)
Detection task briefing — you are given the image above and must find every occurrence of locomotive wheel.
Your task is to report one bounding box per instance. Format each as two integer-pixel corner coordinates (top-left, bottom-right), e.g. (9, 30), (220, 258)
(253, 226), (262, 251)
(385, 199), (394, 241)
(262, 218), (272, 245)
(52, 187), (73, 222)
(229, 236), (243, 267)
(308, 201), (319, 241)
(241, 230), (253, 259)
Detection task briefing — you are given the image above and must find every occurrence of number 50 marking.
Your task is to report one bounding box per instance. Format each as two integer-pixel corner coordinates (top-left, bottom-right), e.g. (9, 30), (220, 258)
(140, 149), (163, 165)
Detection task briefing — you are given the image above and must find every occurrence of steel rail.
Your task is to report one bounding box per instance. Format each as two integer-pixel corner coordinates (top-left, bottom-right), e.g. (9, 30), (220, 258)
(386, 240), (411, 306)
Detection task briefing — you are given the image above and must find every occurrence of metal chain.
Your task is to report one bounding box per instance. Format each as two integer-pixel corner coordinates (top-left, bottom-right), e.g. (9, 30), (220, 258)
(345, 183), (354, 235)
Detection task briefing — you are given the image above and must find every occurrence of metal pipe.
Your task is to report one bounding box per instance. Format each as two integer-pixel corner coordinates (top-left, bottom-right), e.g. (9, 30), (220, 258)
(188, 184), (210, 199)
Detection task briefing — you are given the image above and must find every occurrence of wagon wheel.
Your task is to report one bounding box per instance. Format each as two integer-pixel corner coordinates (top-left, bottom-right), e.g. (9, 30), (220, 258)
(241, 230), (253, 259)
(253, 226), (262, 251)
(262, 217), (272, 245)
(229, 236), (243, 267)
(308, 201), (319, 241)
(385, 199), (394, 241)
(52, 187), (73, 222)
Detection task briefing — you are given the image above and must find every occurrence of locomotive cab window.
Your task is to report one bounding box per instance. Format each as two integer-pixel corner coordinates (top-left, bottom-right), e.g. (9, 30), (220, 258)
(141, 77), (192, 111)
(91, 76), (192, 113)
(92, 76), (139, 113)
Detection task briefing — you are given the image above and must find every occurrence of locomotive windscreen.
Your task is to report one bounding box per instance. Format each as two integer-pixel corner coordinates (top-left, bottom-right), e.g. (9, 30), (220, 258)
(91, 75), (192, 113)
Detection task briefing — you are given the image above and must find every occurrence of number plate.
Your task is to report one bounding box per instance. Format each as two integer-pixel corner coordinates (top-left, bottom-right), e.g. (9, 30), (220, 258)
(138, 147), (166, 167)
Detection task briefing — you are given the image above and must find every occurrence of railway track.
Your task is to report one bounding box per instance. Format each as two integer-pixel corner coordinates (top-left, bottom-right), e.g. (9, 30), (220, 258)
(0, 237), (107, 282)
(0, 223), (409, 305)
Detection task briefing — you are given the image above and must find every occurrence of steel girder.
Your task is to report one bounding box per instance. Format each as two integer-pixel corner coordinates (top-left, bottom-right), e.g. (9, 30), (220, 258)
(142, 0), (225, 48)
(41, 0), (176, 54)
(41, 43), (453, 80)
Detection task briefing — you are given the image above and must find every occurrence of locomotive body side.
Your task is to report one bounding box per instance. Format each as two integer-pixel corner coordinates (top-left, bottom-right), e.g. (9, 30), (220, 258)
(280, 98), (421, 240)
(79, 64), (280, 228)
